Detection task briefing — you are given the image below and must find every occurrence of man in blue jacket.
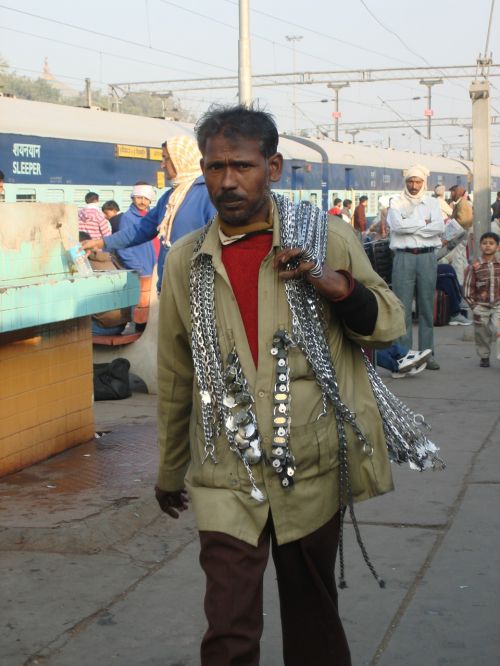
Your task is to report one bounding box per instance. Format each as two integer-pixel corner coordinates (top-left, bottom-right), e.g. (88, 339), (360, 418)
(82, 136), (215, 292)
(115, 182), (157, 277)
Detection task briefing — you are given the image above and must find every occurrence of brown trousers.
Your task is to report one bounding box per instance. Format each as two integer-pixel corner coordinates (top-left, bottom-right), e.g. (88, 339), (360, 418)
(199, 512), (351, 666)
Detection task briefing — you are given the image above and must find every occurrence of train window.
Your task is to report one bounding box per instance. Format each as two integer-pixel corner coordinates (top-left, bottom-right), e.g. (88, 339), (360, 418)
(16, 190), (36, 202)
(46, 189), (65, 202)
(74, 189), (90, 206)
(383, 174), (391, 184)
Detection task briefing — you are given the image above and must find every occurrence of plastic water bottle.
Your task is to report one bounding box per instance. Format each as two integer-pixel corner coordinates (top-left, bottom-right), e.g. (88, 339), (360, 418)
(68, 241), (93, 276)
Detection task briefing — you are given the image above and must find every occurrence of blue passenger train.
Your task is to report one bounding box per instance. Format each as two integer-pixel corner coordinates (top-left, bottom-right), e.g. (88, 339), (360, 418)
(1, 96), (499, 216)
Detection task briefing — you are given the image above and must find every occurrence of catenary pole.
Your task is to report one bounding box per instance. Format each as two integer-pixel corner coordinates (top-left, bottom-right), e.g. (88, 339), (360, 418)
(470, 61), (492, 258)
(239, 0), (252, 106)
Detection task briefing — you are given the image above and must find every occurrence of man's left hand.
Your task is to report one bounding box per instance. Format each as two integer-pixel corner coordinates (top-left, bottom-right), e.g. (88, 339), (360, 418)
(274, 247), (350, 301)
(154, 486), (189, 519)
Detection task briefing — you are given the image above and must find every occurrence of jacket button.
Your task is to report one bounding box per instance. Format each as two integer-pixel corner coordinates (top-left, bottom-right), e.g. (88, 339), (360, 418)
(258, 390), (265, 398)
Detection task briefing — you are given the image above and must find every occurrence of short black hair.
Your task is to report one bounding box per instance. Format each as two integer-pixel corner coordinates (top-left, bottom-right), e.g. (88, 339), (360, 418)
(480, 231), (499, 244)
(359, 195), (368, 203)
(334, 197), (342, 206)
(0, 169), (4, 180)
(102, 200), (120, 213)
(85, 191), (99, 204)
(343, 199), (352, 206)
(195, 104), (279, 158)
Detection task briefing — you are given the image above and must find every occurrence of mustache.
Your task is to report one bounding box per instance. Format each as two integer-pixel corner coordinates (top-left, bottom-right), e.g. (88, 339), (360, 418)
(216, 192), (245, 204)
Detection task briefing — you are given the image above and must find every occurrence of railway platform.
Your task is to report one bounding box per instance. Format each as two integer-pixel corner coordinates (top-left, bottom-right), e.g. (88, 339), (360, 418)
(1, 324), (499, 665)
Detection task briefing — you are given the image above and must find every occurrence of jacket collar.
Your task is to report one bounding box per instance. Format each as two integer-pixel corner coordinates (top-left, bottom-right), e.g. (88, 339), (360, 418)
(193, 196), (281, 265)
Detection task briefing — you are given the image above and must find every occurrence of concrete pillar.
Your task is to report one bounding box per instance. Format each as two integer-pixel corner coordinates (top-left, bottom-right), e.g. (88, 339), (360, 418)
(469, 79), (491, 258)
(238, 0), (252, 106)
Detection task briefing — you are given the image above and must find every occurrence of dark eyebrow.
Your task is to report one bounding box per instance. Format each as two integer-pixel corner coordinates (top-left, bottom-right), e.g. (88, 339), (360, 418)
(206, 158), (255, 168)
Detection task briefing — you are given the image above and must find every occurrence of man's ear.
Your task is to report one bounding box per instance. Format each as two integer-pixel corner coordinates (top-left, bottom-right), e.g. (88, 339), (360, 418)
(200, 158), (205, 173)
(268, 153), (283, 182)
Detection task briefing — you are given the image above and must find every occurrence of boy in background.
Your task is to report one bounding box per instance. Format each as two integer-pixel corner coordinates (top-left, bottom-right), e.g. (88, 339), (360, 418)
(463, 232), (500, 367)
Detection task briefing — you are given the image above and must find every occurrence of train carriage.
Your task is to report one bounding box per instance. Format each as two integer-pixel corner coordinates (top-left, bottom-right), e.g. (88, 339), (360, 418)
(1, 95), (499, 217)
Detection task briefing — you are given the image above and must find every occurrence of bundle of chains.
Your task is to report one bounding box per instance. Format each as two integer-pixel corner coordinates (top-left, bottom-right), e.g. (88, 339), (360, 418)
(189, 192), (444, 588)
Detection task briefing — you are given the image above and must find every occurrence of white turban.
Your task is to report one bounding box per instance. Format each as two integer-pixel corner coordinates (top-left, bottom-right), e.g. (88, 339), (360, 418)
(131, 184), (154, 201)
(403, 164), (430, 204)
(406, 164), (429, 182)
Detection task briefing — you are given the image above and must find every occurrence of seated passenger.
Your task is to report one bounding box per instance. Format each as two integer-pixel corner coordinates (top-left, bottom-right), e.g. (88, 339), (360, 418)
(114, 183), (157, 277)
(102, 200), (123, 234)
(78, 192), (112, 240)
(81, 136), (216, 293)
(377, 344), (432, 378)
(436, 263), (472, 326)
(79, 232), (131, 336)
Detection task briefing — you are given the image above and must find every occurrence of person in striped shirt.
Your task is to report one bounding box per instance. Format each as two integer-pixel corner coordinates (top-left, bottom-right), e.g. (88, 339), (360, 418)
(78, 192), (112, 239)
(464, 231), (500, 367)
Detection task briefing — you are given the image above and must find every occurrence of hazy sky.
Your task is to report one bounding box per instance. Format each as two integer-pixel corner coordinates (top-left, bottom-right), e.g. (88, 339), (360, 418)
(1, 0), (499, 161)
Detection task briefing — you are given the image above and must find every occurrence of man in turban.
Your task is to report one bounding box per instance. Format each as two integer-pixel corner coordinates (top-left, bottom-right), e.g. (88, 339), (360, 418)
(82, 136), (215, 292)
(387, 165), (444, 369)
(113, 182), (157, 277)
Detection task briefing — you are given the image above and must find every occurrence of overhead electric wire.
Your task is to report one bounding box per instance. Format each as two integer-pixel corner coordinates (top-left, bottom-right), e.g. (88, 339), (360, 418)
(221, 0), (419, 67)
(359, 0), (428, 66)
(0, 25), (203, 79)
(157, 0), (346, 70)
(377, 96), (424, 138)
(0, 3), (235, 74)
(483, 0), (496, 57)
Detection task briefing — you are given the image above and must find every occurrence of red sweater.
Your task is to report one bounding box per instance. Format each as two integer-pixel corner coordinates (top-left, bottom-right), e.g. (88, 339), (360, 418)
(221, 233), (273, 367)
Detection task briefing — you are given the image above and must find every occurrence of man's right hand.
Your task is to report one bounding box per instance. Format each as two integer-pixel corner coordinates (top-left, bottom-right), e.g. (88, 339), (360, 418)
(81, 238), (105, 253)
(154, 486), (189, 519)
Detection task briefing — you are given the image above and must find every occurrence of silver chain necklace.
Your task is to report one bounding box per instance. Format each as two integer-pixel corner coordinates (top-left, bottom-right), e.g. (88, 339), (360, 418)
(189, 192), (443, 587)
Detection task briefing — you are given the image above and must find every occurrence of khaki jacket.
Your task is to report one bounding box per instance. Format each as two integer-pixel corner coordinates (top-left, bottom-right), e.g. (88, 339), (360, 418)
(157, 204), (406, 546)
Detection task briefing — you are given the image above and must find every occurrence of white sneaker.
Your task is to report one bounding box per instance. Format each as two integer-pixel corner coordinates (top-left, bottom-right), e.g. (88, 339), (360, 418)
(391, 371), (408, 378)
(396, 348), (433, 373)
(408, 362), (427, 376)
(449, 313), (472, 326)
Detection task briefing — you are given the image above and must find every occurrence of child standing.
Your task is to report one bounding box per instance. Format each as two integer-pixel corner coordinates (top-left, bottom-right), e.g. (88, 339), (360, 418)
(463, 232), (500, 367)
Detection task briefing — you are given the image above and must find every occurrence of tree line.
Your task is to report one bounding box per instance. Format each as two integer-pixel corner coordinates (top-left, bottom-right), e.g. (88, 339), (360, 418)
(0, 56), (192, 121)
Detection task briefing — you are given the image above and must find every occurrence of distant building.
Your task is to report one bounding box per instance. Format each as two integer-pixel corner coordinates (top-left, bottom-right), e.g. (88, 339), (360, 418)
(41, 58), (76, 99)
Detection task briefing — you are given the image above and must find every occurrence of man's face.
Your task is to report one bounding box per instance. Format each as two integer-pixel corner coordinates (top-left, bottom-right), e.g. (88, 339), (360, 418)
(0, 181), (4, 196)
(406, 177), (424, 196)
(480, 237), (499, 257)
(132, 196), (150, 212)
(201, 133), (283, 226)
(103, 209), (117, 220)
(161, 146), (177, 181)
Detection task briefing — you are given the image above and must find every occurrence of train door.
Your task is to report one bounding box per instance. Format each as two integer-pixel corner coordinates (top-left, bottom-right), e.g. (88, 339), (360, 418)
(291, 159), (305, 203)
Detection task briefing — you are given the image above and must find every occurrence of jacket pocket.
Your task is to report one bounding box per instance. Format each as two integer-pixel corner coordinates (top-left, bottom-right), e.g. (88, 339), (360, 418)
(186, 423), (241, 491)
(288, 344), (315, 380)
(289, 415), (339, 480)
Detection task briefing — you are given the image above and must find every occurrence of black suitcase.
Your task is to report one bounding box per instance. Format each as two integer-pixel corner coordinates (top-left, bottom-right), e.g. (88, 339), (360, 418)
(433, 290), (450, 326)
